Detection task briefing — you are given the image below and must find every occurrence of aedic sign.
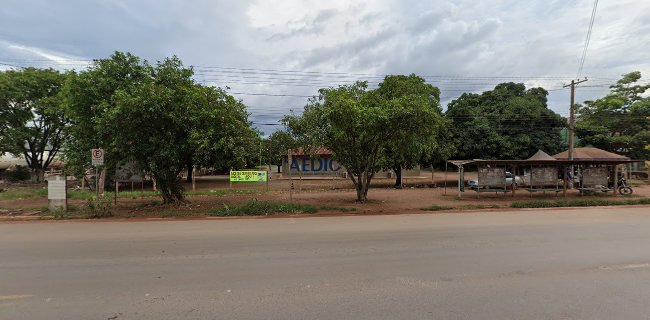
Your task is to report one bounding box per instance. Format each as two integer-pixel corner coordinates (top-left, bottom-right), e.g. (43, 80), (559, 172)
(289, 157), (341, 173)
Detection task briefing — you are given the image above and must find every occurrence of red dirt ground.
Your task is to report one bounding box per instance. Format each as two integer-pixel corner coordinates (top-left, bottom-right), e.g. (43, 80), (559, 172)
(1, 176), (649, 219)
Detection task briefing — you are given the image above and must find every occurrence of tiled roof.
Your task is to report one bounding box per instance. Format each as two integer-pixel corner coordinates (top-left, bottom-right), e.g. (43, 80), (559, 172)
(553, 147), (629, 160)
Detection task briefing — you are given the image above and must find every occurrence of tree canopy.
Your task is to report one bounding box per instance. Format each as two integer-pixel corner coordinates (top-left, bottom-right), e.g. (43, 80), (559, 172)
(284, 76), (449, 202)
(376, 74), (452, 187)
(0, 67), (68, 181)
(446, 83), (566, 160)
(576, 71), (650, 160)
(267, 130), (297, 173)
(63, 52), (258, 203)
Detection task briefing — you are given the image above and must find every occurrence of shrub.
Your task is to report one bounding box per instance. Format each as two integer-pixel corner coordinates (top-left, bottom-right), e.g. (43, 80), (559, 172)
(511, 198), (650, 208)
(52, 206), (69, 220)
(211, 199), (320, 217)
(420, 204), (454, 211)
(2, 166), (31, 182)
(84, 195), (113, 218)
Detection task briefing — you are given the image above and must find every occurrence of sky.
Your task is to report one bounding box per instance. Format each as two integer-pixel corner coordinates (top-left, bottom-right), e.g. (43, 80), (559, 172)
(1, 0), (649, 135)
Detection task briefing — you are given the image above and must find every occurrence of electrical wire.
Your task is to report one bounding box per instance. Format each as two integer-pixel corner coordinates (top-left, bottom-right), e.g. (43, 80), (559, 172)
(577, 0), (599, 79)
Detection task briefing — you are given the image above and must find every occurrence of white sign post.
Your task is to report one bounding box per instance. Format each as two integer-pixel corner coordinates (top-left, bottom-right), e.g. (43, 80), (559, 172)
(47, 174), (67, 212)
(288, 149), (293, 201)
(91, 149), (104, 201)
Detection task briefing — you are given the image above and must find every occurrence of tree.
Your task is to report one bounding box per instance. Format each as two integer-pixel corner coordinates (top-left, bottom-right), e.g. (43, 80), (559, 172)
(576, 72), (650, 160)
(446, 83), (566, 160)
(63, 52), (259, 203)
(267, 130), (297, 173)
(190, 85), (261, 173)
(0, 68), (68, 182)
(284, 77), (449, 202)
(63, 52), (150, 177)
(375, 74), (448, 187)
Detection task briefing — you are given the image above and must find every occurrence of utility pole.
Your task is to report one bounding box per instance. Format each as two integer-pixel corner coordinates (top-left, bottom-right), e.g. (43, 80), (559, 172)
(563, 78), (587, 188)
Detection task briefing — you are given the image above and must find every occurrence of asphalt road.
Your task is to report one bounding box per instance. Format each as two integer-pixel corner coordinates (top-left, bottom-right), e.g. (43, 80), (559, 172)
(2, 207), (650, 319)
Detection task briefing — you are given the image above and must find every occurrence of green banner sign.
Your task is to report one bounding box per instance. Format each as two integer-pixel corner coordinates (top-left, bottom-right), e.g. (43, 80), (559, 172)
(230, 171), (267, 182)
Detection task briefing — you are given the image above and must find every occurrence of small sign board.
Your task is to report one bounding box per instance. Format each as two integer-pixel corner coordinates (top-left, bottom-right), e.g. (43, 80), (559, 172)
(531, 167), (558, 186)
(230, 171), (268, 182)
(478, 167), (506, 187)
(91, 149), (104, 166)
(582, 167), (608, 186)
(47, 175), (67, 200)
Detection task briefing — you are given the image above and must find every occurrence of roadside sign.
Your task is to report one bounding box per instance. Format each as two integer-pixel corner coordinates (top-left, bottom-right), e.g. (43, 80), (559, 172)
(91, 149), (104, 166)
(230, 171), (267, 182)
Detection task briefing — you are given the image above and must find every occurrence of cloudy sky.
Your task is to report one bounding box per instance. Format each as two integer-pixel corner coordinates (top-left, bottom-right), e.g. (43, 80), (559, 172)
(1, 0), (649, 134)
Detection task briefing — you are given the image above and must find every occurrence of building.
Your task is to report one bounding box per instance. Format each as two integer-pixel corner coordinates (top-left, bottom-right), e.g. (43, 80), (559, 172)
(282, 147), (344, 177)
(281, 146), (422, 178)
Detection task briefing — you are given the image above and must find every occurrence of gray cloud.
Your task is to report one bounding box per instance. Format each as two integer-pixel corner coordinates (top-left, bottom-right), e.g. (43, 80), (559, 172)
(1, 0), (649, 135)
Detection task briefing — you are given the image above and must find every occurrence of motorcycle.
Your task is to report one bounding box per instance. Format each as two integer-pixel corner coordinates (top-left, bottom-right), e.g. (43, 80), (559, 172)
(617, 177), (633, 195)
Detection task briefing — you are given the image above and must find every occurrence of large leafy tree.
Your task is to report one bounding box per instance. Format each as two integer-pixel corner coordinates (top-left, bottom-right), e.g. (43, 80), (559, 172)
(284, 82), (386, 202)
(63, 52), (150, 176)
(267, 129), (297, 173)
(446, 83), (566, 159)
(576, 72), (650, 160)
(0, 68), (68, 182)
(64, 52), (258, 203)
(376, 74), (450, 187)
(284, 78), (449, 202)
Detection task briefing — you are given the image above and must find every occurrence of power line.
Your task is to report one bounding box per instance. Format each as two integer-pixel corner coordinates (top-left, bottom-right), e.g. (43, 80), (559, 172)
(577, 0), (599, 79)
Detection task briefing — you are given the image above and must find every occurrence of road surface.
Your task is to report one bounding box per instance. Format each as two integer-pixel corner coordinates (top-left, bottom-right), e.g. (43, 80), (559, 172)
(2, 207), (650, 319)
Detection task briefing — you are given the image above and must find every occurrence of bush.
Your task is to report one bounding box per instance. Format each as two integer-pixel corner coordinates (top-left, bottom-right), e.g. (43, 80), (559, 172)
(511, 198), (650, 208)
(211, 199), (322, 217)
(84, 195), (113, 218)
(52, 206), (69, 220)
(420, 204), (454, 211)
(2, 166), (31, 182)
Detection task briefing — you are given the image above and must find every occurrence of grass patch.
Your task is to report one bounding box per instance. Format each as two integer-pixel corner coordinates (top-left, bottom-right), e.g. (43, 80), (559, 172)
(511, 198), (650, 208)
(210, 200), (350, 217)
(162, 211), (208, 218)
(458, 204), (502, 209)
(420, 204), (454, 211)
(0, 187), (47, 200)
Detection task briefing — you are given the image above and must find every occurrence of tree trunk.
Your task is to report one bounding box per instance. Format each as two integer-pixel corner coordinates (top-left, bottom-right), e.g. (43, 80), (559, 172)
(186, 163), (193, 183)
(353, 170), (372, 202)
(394, 166), (402, 188)
(355, 181), (366, 202)
(30, 168), (45, 183)
(155, 170), (185, 204)
(99, 167), (106, 197)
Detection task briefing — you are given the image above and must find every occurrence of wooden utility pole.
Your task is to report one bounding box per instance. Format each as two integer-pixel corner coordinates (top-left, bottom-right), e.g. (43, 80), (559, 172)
(563, 78), (587, 188)
(563, 78), (588, 160)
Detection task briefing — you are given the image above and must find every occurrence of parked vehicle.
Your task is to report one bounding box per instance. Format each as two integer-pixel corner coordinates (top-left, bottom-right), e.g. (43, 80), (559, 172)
(468, 172), (521, 189)
(601, 175), (633, 195)
(616, 177), (633, 195)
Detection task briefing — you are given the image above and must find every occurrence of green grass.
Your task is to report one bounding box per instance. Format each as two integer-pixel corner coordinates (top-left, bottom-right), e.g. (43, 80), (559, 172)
(511, 198), (650, 208)
(458, 204), (502, 209)
(162, 211), (208, 218)
(0, 187), (47, 200)
(420, 204), (454, 211)
(210, 200), (352, 217)
(420, 204), (502, 211)
(8, 188), (261, 201)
